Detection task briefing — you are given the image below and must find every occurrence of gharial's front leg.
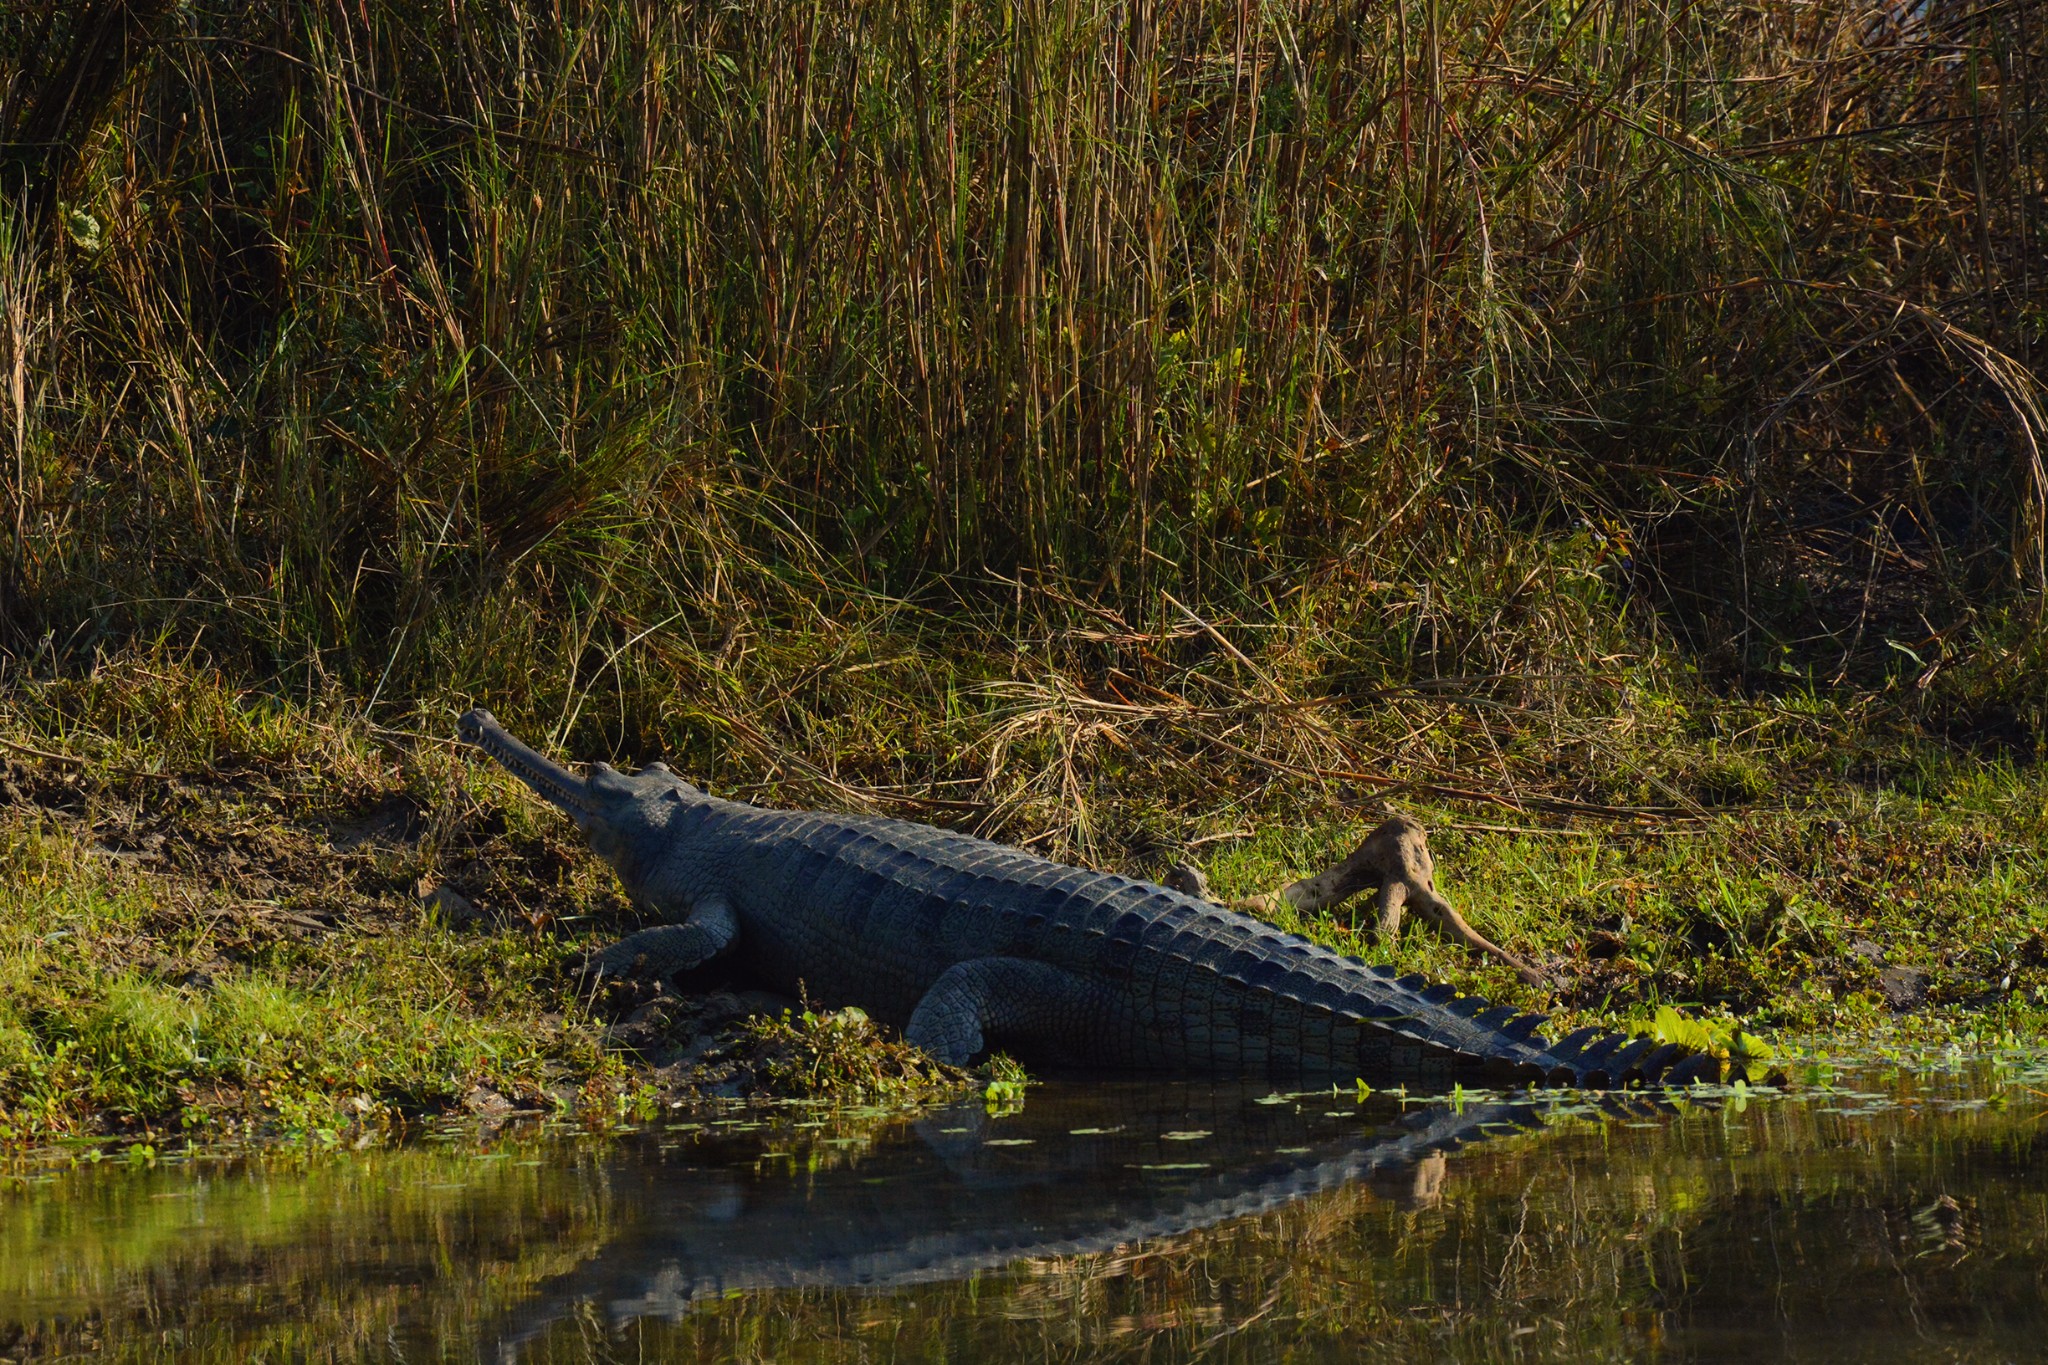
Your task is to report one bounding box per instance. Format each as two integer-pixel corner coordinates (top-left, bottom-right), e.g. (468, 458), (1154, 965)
(585, 895), (737, 981)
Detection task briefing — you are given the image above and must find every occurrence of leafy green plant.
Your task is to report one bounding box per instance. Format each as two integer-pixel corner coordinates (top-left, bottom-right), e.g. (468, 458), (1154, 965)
(1649, 1006), (1776, 1081)
(740, 1006), (964, 1105)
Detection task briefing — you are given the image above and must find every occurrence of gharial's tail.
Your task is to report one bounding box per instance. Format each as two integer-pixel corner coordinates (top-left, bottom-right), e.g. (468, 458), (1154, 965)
(457, 709), (594, 817)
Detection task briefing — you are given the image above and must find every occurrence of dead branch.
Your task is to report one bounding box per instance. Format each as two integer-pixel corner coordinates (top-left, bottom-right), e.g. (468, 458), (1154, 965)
(1178, 815), (1549, 987)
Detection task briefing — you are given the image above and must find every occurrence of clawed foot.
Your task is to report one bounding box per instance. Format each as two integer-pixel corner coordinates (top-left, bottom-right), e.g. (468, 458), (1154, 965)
(579, 915), (737, 988)
(580, 940), (657, 983)
(578, 928), (682, 984)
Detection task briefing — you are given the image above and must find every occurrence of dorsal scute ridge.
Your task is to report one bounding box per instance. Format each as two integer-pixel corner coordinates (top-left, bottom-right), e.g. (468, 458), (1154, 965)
(1549, 1026), (1604, 1059)
(927, 832), (1602, 1081)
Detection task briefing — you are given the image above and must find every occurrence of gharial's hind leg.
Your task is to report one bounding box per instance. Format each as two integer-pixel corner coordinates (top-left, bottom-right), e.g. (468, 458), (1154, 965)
(904, 957), (1108, 1067)
(585, 896), (737, 981)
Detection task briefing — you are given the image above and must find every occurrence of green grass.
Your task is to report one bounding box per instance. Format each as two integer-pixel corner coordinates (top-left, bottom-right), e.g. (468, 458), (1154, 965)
(0, 796), (610, 1146)
(0, 665), (626, 1144)
(1196, 767), (2048, 1045)
(733, 1005), (970, 1104)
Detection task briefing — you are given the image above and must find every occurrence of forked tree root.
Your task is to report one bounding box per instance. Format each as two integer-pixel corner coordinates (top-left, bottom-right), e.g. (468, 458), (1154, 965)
(1164, 814), (1548, 987)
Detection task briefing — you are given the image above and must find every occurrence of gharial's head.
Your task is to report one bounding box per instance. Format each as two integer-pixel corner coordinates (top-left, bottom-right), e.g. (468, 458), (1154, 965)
(456, 708), (700, 871)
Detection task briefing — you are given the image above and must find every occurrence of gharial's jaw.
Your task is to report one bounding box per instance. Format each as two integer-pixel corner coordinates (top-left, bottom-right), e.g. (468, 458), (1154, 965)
(457, 709), (595, 818)
(458, 713), (703, 875)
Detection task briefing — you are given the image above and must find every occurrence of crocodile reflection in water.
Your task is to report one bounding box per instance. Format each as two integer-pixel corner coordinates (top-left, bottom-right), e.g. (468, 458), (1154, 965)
(493, 1082), (1638, 1354)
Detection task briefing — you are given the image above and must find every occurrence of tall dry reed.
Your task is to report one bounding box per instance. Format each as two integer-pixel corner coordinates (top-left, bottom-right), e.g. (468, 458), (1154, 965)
(0, 0), (2041, 767)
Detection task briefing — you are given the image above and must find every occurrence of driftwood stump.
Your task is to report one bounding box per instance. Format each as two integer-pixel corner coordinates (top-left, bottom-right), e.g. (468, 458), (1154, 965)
(1164, 815), (1545, 987)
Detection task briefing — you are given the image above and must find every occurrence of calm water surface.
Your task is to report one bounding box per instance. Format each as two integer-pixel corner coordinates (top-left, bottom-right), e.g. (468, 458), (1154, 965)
(4, 1061), (2047, 1362)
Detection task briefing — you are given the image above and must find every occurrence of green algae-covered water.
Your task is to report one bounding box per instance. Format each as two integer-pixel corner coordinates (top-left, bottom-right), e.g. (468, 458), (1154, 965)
(5, 1061), (2048, 1362)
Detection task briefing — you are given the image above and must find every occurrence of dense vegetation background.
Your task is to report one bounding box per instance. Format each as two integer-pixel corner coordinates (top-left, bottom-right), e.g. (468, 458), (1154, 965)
(1, 0), (2044, 811)
(1, 0), (2046, 1142)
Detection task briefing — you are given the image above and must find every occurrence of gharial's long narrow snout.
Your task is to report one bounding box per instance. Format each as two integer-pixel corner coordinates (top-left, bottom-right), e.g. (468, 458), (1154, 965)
(457, 708), (595, 817)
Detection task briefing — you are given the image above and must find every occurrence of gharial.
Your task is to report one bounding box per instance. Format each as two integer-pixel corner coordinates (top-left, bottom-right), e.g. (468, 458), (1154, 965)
(456, 708), (1732, 1089)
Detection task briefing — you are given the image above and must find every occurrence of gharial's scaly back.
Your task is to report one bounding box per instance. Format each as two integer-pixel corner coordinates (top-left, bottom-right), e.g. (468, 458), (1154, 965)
(457, 709), (1745, 1091)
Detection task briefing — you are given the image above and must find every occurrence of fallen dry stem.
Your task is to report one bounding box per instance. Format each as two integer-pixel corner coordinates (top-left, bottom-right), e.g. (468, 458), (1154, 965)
(0, 733), (176, 781)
